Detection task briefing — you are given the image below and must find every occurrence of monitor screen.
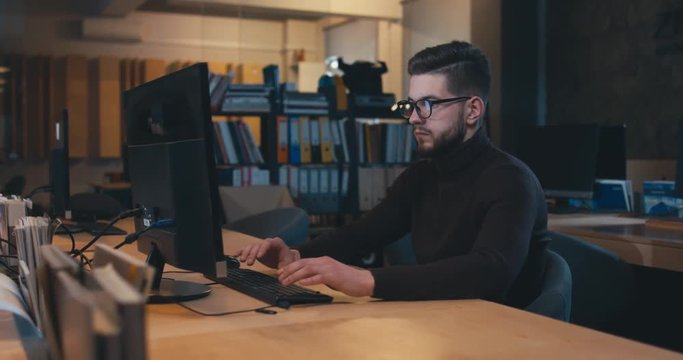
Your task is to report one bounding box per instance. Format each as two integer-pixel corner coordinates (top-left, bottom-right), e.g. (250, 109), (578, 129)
(516, 124), (600, 199)
(123, 63), (227, 301)
(50, 109), (70, 218)
(596, 124), (626, 180)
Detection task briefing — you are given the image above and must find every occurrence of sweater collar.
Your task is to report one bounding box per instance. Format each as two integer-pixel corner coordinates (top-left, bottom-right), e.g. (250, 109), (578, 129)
(430, 126), (491, 175)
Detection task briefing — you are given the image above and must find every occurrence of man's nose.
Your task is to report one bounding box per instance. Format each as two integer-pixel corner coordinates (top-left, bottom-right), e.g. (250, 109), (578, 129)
(408, 110), (424, 126)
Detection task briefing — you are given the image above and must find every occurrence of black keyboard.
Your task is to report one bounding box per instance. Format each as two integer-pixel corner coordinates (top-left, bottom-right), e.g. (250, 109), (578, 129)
(210, 268), (333, 309)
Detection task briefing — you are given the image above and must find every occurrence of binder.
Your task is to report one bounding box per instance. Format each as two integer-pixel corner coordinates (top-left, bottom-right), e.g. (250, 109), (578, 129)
(234, 122), (253, 164)
(319, 117), (334, 163)
(298, 167), (309, 201)
(288, 165), (299, 198)
(395, 124), (406, 164)
(288, 117), (301, 165)
(213, 122), (229, 164)
(278, 166), (288, 186)
(341, 166), (350, 197)
(329, 119), (343, 163)
(330, 167), (340, 209)
(241, 121), (264, 164)
(299, 116), (312, 163)
(276, 115), (289, 164)
(356, 121), (365, 164)
(309, 168), (320, 195)
(319, 167), (338, 212)
(338, 118), (351, 163)
(358, 167), (373, 211)
(218, 121), (239, 165)
(310, 118), (321, 163)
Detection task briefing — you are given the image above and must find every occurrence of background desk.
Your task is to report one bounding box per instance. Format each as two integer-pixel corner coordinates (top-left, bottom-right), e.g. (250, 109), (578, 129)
(2, 219), (682, 359)
(549, 214), (683, 272)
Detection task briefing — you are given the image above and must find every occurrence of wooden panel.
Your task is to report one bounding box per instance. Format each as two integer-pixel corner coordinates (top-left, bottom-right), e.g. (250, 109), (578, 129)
(236, 63), (263, 84)
(89, 56), (121, 158)
(55, 55), (88, 158)
(45, 56), (56, 151)
(8, 54), (26, 160)
(141, 59), (166, 83)
(24, 56), (49, 161)
(207, 61), (230, 75)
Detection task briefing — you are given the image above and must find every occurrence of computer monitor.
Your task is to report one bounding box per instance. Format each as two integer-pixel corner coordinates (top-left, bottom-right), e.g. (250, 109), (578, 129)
(596, 124), (627, 180)
(123, 63), (228, 303)
(49, 110), (70, 219)
(516, 124), (601, 201)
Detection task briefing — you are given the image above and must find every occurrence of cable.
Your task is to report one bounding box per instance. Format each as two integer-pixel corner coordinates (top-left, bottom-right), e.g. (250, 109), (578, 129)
(78, 253), (93, 269)
(176, 302), (280, 317)
(114, 226), (151, 250)
(24, 185), (51, 199)
(114, 218), (175, 250)
(78, 208), (143, 254)
(52, 219), (76, 254)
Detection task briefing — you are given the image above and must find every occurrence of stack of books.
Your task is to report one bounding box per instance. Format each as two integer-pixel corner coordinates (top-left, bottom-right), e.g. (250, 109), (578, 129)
(282, 91), (329, 115)
(221, 84), (273, 114)
(0, 232), (152, 360)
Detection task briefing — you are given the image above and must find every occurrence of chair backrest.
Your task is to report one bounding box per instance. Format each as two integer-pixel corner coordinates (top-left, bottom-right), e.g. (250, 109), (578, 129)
(525, 249), (572, 321)
(223, 207), (309, 246)
(383, 233), (417, 266)
(2, 175), (26, 196)
(547, 231), (636, 330)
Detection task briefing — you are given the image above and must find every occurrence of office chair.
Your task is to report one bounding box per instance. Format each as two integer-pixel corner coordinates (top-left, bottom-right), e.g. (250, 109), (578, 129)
(70, 192), (125, 221)
(2, 175), (26, 196)
(547, 231), (636, 331)
(525, 249), (572, 321)
(223, 207), (309, 246)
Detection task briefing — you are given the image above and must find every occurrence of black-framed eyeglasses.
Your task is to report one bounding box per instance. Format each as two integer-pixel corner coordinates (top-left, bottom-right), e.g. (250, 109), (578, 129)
(392, 96), (472, 120)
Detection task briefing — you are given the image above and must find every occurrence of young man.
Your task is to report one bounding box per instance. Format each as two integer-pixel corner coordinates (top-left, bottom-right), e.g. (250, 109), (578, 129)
(237, 41), (549, 307)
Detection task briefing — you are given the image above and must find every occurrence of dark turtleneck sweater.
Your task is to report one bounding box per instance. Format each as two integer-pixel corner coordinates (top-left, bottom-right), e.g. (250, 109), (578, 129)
(297, 127), (549, 307)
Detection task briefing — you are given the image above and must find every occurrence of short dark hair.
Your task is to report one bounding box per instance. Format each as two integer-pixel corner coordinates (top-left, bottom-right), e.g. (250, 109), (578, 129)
(408, 40), (491, 104)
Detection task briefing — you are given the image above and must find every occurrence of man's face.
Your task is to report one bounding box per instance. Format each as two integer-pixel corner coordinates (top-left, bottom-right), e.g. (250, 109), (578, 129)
(407, 73), (467, 157)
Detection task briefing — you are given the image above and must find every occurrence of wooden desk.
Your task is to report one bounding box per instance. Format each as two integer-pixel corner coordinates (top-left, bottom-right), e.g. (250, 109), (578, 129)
(549, 214), (683, 272)
(2, 219), (682, 359)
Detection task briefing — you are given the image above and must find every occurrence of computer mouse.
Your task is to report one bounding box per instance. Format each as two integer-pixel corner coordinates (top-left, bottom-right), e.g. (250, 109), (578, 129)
(225, 255), (241, 269)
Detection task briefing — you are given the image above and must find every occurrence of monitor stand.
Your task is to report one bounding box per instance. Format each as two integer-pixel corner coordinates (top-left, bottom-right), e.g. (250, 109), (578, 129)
(145, 243), (212, 304)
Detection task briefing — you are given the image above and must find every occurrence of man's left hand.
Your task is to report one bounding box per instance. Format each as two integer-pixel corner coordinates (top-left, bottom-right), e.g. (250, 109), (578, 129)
(278, 256), (375, 297)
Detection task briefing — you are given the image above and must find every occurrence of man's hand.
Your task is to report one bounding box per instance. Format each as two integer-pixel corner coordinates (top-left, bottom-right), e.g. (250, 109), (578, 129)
(235, 237), (300, 269)
(278, 256), (375, 297)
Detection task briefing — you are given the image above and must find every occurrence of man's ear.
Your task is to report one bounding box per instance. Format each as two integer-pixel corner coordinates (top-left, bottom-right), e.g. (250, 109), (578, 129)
(465, 96), (485, 127)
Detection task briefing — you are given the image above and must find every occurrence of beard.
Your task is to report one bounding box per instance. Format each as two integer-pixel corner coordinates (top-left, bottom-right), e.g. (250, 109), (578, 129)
(415, 108), (467, 158)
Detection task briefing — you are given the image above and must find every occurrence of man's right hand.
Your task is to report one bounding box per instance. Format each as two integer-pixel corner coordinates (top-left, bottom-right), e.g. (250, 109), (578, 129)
(235, 237), (300, 269)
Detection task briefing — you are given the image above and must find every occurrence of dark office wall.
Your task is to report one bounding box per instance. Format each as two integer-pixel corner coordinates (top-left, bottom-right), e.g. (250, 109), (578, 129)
(501, 0), (546, 154)
(546, 0), (683, 159)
